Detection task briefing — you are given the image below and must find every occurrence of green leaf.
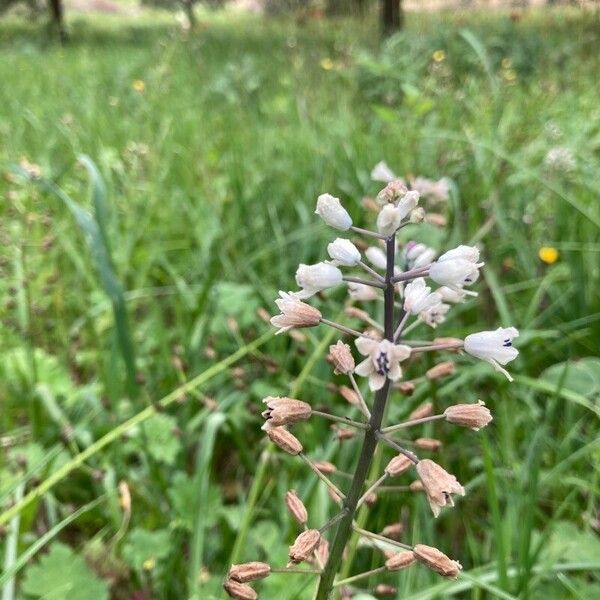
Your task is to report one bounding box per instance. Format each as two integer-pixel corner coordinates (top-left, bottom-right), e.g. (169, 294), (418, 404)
(122, 528), (172, 572)
(21, 543), (108, 600)
(168, 472), (221, 531)
(141, 414), (181, 465)
(541, 358), (600, 397)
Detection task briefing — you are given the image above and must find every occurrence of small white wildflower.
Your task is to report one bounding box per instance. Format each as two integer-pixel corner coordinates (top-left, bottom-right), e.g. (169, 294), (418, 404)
(405, 242), (437, 269)
(429, 258), (481, 293)
(348, 282), (379, 301)
(371, 161), (397, 183)
(354, 337), (411, 391)
(365, 246), (387, 270)
(293, 262), (343, 299)
(464, 327), (519, 381)
(377, 204), (402, 236)
(397, 190), (420, 221)
(327, 238), (361, 266)
(419, 302), (450, 328)
(437, 245), (480, 264)
(403, 278), (442, 315)
(315, 194), (352, 230)
(438, 286), (467, 304)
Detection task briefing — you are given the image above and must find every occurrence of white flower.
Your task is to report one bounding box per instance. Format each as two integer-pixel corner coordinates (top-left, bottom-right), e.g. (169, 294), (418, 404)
(464, 327), (519, 381)
(438, 286), (466, 304)
(419, 303), (450, 328)
(371, 161), (397, 183)
(348, 282), (378, 301)
(365, 246), (387, 270)
(327, 238), (361, 266)
(354, 337), (411, 391)
(429, 258), (481, 293)
(411, 177), (450, 204)
(438, 245), (480, 264)
(397, 190), (420, 221)
(270, 291), (322, 334)
(403, 278), (442, 315)
(293, 262), (343, 299)
(405, 243), (437, 269)
(315, 194), (352, 230)
(377, 204), (402, 236)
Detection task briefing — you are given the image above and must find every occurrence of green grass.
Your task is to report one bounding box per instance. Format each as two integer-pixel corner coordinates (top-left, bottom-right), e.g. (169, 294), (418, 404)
(1, 8), (599, 599)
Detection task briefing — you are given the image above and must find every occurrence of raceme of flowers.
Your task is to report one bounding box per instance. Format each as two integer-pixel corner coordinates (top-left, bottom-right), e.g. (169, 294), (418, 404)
(224, 176), (519, 600)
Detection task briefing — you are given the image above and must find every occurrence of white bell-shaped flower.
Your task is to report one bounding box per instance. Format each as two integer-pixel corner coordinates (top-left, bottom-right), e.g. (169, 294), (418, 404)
(354, 337), (412, 391)
(429, 258), (481, 293)
(403, 278), (442, 315)
(405, 242), (437, 269)
(348, 282), (378, 301)
(327, 238), (361, 266)
(293, 262), (343, 299)
(438, 245), (480, 264)
(397, 190), (420, 221)
(365, 246), (387, 270)
(370, 161), (397, 183)
(419, 302), (450, 328)
(315, 194), (352, 230)
(377, 204), (402, 236)
(438, 286), (467, 304)
(464, 327), (519, 381)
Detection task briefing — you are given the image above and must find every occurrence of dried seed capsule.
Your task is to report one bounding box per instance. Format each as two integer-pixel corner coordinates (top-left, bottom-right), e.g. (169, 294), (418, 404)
(364, 492), (377, 507)
(408, 401), (433, 421)
(414, 438), (442, 451)
(223, 579), (258, 600)
(328, 340), (355, 374)
(333, 427), (356, 441)
(444, 401), (492, 431)
(413, 544), (462, 578)
(397, 381), (416, 396)
(416, 459), (465, 518)
(381, 522), (404, 539)
(266, 427), (303, 455)
(313, 461), (337, 475)
(288, 529), (321, 565)
(270, 292), (322, 334)
(228, 562), (270, 583)
(425, 360), (456, 380)
(285, 490), (308, 525)
(385, 550), (416, 571)
(385, 454), (414, 477)
(314, 537), (329, 565)
(339, 385), (359, 406)
(262, 397), (312, 428)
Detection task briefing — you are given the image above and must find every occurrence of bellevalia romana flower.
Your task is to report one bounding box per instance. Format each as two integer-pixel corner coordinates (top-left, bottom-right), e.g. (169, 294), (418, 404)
(354, 337), (411, 391)
(365, 246), (387, 269)
(315, 193), (352, 230)
(377, 204), (402, 236)
(327, 238), (361, 266)
(270, 291), (322, 334)
(397, 190), (420, 221)
(293, 262), (343, 299)
(429, 258), (481, 293)
(403, 278), (442, 315)
(463, 327), (519, 381)
(437, 244), (481, 264)
(405, 242), (437, 269)
(348, 282), (378, 301)
(419, 302), (450, 328)
(370, 160), (397, 183)
(438, 286), (466, 304)
(416, 459), (465, 518)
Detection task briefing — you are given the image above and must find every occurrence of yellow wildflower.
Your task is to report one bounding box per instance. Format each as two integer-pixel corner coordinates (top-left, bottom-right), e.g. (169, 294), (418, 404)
(538, 247), (559, 264)
(501, 57), (513, 69)
(432, 50), (446, 63)
(132, 79), (146, 92)
(320, 58), (334, 71)
(143, 558), (156, 571)
(503, 69), (517, 82)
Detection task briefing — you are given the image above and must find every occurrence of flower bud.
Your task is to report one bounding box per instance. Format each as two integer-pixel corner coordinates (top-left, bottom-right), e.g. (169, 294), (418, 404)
(262, 397), (311, 428)
(270, 292), (322, 335)
(348, 282), (379, 301)
(425, 213), (447, 227)
(267, 427), (303, 455)
(374, 584), (397, 596)
(397, 190), (420, 220)
(223, 579), (258, 600)
(381, 522), (404, 539)
(228, 562), (270, 583)
(327, 238), (361, 266)
(426, 361), (456, 380)
(315, 193), (352, 230)
(333, 427), (356, 441)
(364, 492), (378, 507)
(338, 385), (359, 406)
(328, 341), (355, 374)
(410, 480), (424, 492)
(376, 180), (407, 204)
(415, 438), (442, 451)
(285, 490), (308, 525)
(409, 206), (426, 223)
(377, 204), (402, 236)
(385, 551), (417, 571)
(385, 454), (414, 477)
(365, 245), (387, 269)
(408, 401), (433, 420)
(344, 306), (372, 323)
(413, 544), (462, 578)
(288, 529), (321, 565)
(444, 401), (492, 431)
(416, 459), (465, 518)
(294, 262), (343, 299)
(397, 381), (416, 396)
(313, 460), (337, 474)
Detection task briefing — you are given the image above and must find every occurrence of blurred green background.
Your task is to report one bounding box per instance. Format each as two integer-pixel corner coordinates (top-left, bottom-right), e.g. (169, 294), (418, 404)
(0, 2), (599, 599)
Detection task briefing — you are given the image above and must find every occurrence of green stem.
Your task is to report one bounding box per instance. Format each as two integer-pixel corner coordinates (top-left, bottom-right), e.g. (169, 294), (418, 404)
(333, 566), (386, 587)
(312, 410), (368, 430)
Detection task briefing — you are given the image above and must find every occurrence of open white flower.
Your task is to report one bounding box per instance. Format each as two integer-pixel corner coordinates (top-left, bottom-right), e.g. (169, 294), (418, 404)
(419, 302), (450, 328)
(377, 204), (402, 236)
(397, 190), (420, 221)
(405, 242), (437, 269)
(348, 282), (378, 301)
(438, 286), (467, 304)
(438, 245), (480, 264)
(293, 262), (343, 299)
(270, 291), (322, 334)
(429, 258), (481, 293)
(371, 161), (397, 183)
(365, 246), (387, 270)
(315, 194), (352, 230)
(327, 238), (361, 266)
(403, 278), (442, 315)
(464, 327), (519, 381)
(411, 177), (450, 204)
(354, 337), (411, 391)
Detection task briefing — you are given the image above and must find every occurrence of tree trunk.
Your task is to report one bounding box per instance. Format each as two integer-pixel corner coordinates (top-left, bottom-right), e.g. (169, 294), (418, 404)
(381, 0), (403, 35)
(184, 0), (196, 30)
(48, 0), (67, 43)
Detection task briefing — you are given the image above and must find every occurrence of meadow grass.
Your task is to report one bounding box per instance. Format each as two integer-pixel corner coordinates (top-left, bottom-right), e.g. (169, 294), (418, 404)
(0, 8), (599, 599)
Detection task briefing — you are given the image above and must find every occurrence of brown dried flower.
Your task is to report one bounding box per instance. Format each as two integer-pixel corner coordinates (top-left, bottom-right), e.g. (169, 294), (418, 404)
(228, 562), (270, 583)
(223, 579), (258, 600)
(385, 454), (414, 477)
(410, 480), (425, 492)
(397, 381), (416, 396)
(444, 401), (492, 431)
(413, 544), (462, 578)
(425, 360), (456, 380)
(381, 522), (404, 539)
(333, 427), (356, 441)
(408, 401), (433, 420)
(288, 529), (321, 565)
(314, 537), (330, 565)
(414, 438), (443, 451)
(385, 550), (417, 571)
(416, 459), (465, 517)
(285, 490), (308, 525)
(328, 340), (355, 374)
(270, 292), (322, 334)
(339, 385), (359, 406)
(262, 397), (311, 428)
(313, 460), (337, 474)
(267, 427), (303, 455)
